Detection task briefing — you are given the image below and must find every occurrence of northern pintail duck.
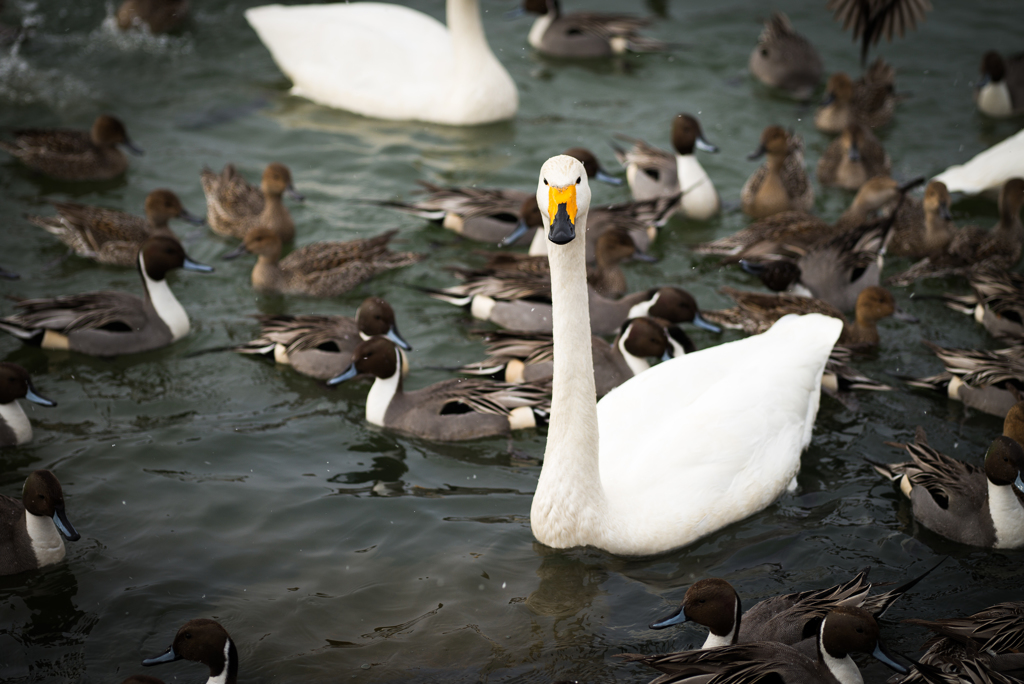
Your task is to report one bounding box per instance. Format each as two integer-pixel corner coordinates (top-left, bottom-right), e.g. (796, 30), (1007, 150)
(0, 235), (212, 356)
(704, 286), (906, 350)
(613, 114), (720, 220)
(816, 123), (891, 190)
(827, 0), (931, 65)
(940, 267), (1024, 340)
(906, 341), (1024, 418)
(976, 51), (1024, 119)
(528, 154), (842, 555)
(903, 601), (1024, 676)
(117, 0), (189, 33)
(460, 316), (690, 398)
(27, 189), (205, 267)
(225, 227), (424, 298)
(477, 227), (654, 298)
(0, 363), (56, 448)
(245, 0), (517, 125)
(648, 564), (939, 652)
(428, 278), (719, 336)
(815, 59), (898, 133)
(885, 180), (953, 259)
(0, 470), (79, 576)
(872, 432), (1024, 549)
(0, 114), (142, 181)
(142, 619), (237, 684)
(329, 336), (549, 441)
(699, 176), (919, 258)
(622, 606), (907, 684)
(201, 162), (303, 242)
(521, 0), (666, 58)
(748, 13), (823, 100)
(889, 178), (1024, 285)
(741, 126), (813, 219)
(233, 297), (411, 381)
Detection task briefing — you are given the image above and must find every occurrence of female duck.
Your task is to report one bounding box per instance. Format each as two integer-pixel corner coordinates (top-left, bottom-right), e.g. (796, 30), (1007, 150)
(529, 155), (841, 556)
(0, 235), (212, 356)
(816, 123), (890, 190)
(815, 59), (897, 133)
(703, 286), (905, 350)
(521, 0), (666, 58)
(27, 189), (205, 267)
(461, 317), (691, 398)
(142, 619), (237, 684)
(234, 297), (411, 381)
(889, 178), (1024, 285)
(0, 114), (143, 181)
(748, 13), (822, 100)
(201, 162), (303, 242)
(0, 470), (79, 576)
(329, 336), (548, 441)
(741, 126), (813, 219)
(225, 227), (424, 298)
(873, 434), (1024, 549)
(885, 180), (953, 259)
(613, 113), (720, 220)
(0, 363), (56, 448)
(245, 0), (517, 126)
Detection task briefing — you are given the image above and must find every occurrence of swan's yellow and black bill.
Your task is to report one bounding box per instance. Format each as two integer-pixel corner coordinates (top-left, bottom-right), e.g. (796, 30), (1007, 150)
(547, 184), (577, 245)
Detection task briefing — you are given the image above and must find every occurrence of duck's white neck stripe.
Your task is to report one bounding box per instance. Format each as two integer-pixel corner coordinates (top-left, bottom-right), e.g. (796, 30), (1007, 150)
(989, 479), (1024, 549)
(26, 510), (65, 567)
(627, 292), (659, 319)
(365, 350), (401, 426)
(617, 332), (651, 377)
(0, 400), (32, 445)
(819, 621), (863, 684)
(702, 594), (740, 648)
(527, 13), (554, 49)
(140, 253), (190, 341)
(206, 638), (233, 684)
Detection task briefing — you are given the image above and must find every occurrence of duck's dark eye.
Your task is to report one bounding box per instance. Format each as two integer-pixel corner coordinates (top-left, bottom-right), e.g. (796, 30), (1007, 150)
(576, 177), (581, 185)
(543, 179), (548, 186)
(185, 633), (192, 639)
(761, 48), (768, 57)
(856, 627), (864, 634)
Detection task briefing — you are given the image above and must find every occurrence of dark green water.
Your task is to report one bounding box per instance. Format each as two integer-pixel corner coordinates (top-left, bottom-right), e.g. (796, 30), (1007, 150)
(0, 0), (1022, 682)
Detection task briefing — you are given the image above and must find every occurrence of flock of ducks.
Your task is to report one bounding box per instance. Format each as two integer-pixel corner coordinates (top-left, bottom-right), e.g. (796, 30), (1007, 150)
(2, 0), (1024, 683)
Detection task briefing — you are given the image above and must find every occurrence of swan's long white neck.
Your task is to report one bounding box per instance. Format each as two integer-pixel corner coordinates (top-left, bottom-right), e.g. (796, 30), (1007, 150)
(531, 206), (607, 549)
(448, 0), (491, 64)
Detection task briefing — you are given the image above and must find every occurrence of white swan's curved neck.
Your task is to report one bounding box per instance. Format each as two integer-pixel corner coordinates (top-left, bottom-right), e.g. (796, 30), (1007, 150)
(531, 211), (606, 548)
(447, 0), (488, 59)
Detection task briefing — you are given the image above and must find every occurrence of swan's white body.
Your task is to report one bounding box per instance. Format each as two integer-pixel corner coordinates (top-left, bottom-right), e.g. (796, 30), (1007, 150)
(530, 155), (843, 557)
(244, 0), (518, 126)
(933, 128), (1024, 196)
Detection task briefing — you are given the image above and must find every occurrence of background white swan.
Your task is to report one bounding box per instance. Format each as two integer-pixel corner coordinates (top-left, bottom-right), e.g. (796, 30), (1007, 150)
(245, 0), (518, 126)
(530, 155), (843, 557)
(933, 128), (1024, 196)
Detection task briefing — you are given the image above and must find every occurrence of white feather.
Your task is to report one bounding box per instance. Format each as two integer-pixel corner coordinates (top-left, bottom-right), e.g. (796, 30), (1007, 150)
(25, 511), (65, 567)
(0, 400), (32, 445)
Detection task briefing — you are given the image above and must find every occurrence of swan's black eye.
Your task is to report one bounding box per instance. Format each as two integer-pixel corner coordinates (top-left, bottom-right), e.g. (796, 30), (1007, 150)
(543, 178), (548, 186)
(576, 177), (581, 185)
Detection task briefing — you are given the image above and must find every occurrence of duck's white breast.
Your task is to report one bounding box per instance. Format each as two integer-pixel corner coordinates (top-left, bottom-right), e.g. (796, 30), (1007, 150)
(26, 511), (66, 567)
(676, 154), (719, 220)
(0, 401), (32, 445)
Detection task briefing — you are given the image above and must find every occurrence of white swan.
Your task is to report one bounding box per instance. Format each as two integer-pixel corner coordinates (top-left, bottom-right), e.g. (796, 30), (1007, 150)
(530, 155), (843, 556)
(244, 0), (518, 126)
(933, 128), (1024, 196)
